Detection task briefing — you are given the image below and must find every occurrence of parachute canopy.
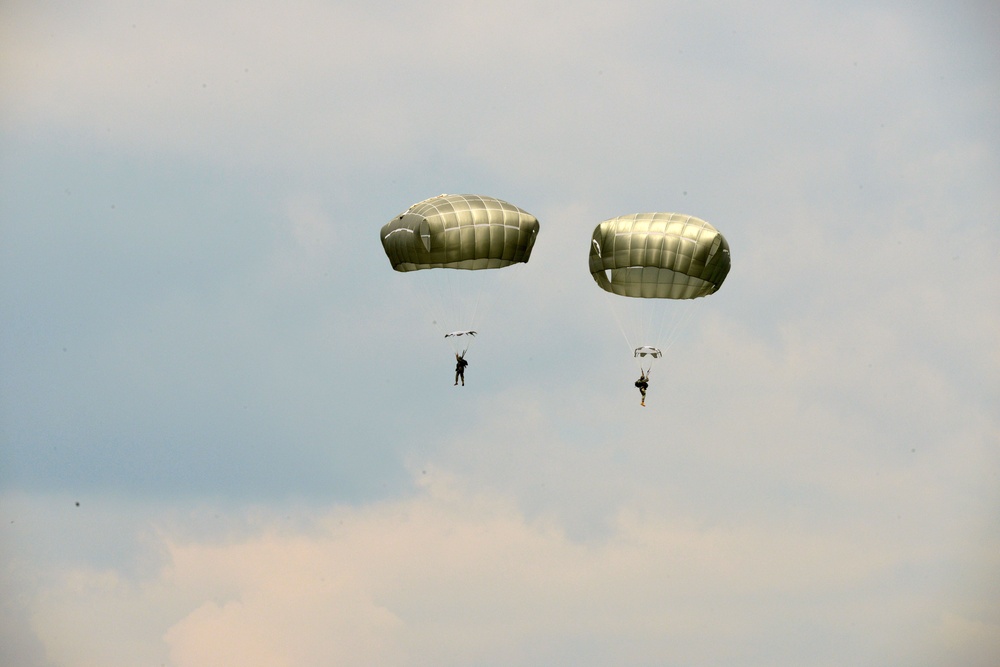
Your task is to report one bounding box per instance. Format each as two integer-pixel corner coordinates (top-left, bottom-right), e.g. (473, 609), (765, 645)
(589, 213), (730, 299)
(381, 194), (540, 272)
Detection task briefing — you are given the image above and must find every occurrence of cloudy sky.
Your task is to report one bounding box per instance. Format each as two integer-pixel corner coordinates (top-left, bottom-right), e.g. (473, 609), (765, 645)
(2, 1), (998, 665)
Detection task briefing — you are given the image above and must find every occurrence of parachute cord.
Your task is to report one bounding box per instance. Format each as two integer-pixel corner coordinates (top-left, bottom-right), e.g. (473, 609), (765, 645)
(402, 269), (498, 360)
(604, 291), (638, 362)
(412, 276), (448, 339)
(658, 302), (697, 355)
(461, 272), (492, 358)
(468, 273), (486, 332)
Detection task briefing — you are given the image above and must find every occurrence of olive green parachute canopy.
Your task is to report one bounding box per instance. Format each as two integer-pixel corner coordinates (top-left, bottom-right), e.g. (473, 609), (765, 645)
(589, 212), (731, 299)
(381, 194), (540, 271)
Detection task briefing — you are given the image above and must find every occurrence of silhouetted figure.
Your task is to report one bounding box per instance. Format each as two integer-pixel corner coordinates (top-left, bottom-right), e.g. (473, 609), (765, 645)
(635, 371), (649, 406)
(455, 353), (468, 386)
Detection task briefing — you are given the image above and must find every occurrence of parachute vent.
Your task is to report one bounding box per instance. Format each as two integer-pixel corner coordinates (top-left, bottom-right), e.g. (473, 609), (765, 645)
(419, 219), (431, 252)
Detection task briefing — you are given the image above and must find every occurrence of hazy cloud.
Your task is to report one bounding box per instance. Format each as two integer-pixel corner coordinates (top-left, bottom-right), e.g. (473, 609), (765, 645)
(6, 476), (998, 667)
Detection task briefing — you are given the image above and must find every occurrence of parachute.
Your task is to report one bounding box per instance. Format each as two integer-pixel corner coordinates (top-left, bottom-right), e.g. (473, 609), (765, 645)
(381, 194), (539, 271)
(589, 212), (730, 299)
(590, 212), (731, 371)
(381, 194), (540, 356)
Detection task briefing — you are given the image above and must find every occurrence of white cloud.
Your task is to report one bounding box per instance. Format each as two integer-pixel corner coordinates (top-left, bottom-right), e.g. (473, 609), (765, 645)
(0, 0), (639, 171)
(7, 474), (997, 667)
(7, 0), (974, 184)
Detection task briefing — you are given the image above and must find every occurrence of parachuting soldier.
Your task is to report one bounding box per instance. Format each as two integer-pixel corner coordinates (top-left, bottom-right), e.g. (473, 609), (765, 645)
(635, 371), (649, 406)
(589, 212), (731, 406)
(380, 194), (540, 387)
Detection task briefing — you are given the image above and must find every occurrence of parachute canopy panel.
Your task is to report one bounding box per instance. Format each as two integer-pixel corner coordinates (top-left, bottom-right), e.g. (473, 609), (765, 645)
(589, 212), (731, 299)
(381, 194), (540, 272)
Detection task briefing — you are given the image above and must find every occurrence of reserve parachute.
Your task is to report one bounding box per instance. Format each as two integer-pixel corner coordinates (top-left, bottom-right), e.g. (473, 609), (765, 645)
(381, 194), (540, 356)
(589, 212), (731, 373)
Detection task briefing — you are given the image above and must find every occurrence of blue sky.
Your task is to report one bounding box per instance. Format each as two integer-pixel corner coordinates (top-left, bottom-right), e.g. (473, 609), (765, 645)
(2, 1), (999, 665)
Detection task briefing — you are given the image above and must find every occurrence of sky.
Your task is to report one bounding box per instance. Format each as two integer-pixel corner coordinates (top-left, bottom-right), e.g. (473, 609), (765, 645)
(1, 1), (998, 665)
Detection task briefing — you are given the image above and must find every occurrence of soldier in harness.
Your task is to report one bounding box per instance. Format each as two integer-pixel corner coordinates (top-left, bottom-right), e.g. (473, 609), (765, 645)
(455, 353), (468, 386)
(635, 371), (649, 407)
